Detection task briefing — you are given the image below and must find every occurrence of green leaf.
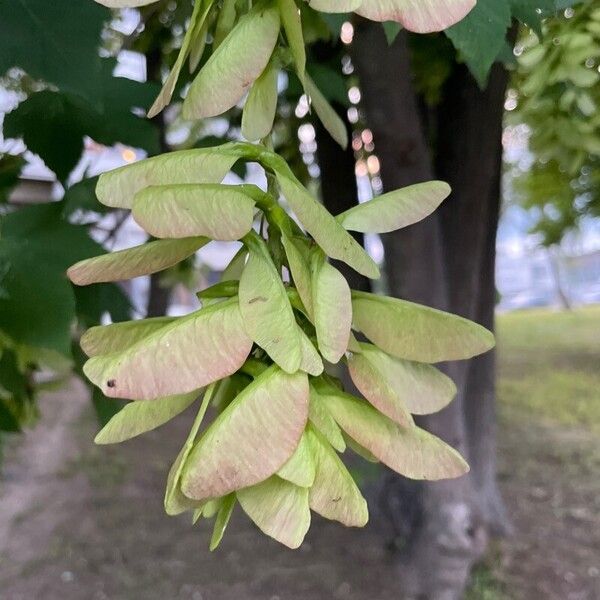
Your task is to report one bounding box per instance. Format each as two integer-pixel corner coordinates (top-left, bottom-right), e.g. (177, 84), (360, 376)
(307, 428), (368, 527)
(273, 167), (380, 279)
(305, 75), (348, 149)
(337, 181), (451, 234)
(311, 251), (351, 364)
(0, 154), (24, 204)
(75, 284), (130, 332)
(0, 241), (73, 356)
(357, 0), (476, 32)
(307, 63), (350, 106)
(95, 146), (243, 209)
(0, 350), (30, 432)
(132, 184), (256, 241)
(181, 366), (309, 499)
(277, 432), (316, 487)
(351, 291), (495, 363)
(0, 0), (159, 161)
(0, 203), (114, 356)
(348, 343), (456, 423)
(62, 177), (104, 216)
(278, 0), (307, 84)
(0, 400), (21, 433)
(84, 299), (253, 399)
(241, 59), (279, 142)
(4, 92), (91, 183)
(0, 0), (109, 96)
(446, 0), (512, 87)
(182, 3), (281, 119)
(93, 71), (160, 153)
(95, 390), (199, 444)
(239, 234), (303, 373)
(320, 386), (469, 480)
(509, 0), (545, 38)
(4, 78), (159, 182)
(237, 476), (311, 549)
(80, 316), (176, 357)
(209, 494), (236, 551)
(308, 384), (346, 452)
(68, 237), (208, 286)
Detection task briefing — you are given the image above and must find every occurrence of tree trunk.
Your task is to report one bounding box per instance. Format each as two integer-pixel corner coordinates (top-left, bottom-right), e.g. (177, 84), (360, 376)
(314, 100), (371, 293)
(350, 20), (515, 597)
(434, 60), (513, 536)
(352, 23), (481, 599)
(145, 47), (172, 319)
(548, 247), (571, 310)
(146, 271), (171, 318)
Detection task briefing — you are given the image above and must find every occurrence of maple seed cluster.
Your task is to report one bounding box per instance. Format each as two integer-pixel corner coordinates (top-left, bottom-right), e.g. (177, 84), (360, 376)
(70, 0), (486, 550)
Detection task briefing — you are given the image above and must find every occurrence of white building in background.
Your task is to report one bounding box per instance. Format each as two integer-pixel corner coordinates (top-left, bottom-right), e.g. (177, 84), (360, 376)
(496, 206), (600, 311)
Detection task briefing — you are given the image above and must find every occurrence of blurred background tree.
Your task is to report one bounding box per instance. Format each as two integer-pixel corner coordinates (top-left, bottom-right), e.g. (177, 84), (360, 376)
(508, 2), (600, 307)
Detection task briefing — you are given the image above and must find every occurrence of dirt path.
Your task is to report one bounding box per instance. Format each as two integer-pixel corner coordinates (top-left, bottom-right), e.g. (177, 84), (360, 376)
(0, 380), (90, 565)
(0, 383), (599, 600)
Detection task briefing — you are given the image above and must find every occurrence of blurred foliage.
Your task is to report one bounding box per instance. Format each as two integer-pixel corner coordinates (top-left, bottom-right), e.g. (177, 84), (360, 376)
(446, 1), (585, 87)
(0, 0), (152, 443)
(0, 201), (130, 440)
(0, 154), (24, 203)
(0, 1), (161, 181)
(511, 0), (600, 246)
(390, 1), (583, 92)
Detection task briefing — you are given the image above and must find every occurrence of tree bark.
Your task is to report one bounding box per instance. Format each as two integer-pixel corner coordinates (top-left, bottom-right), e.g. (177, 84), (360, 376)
(352, 23), (483, 599)
(146, 272), (171, 318)
(145, 46), (172, 319)
(434, 60), (512, 536)
(314, 101), (371, 293)
(548, 248), (571, 310)
(349, 17), (521, 596)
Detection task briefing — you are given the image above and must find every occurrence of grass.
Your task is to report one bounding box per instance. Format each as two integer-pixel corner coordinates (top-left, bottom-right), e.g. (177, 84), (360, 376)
(496, 305), (600, 431)
(466, 305), (600, 598)
(465, 563), (509, 600)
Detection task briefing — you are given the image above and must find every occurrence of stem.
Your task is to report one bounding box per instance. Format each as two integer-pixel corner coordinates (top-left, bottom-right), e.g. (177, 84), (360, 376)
(241, 228), (266, 252)
(267, 204), (291, 232)
(238, 184), (274, 212)
(240, 359), (268, 378)
(196, 280), (239, 299)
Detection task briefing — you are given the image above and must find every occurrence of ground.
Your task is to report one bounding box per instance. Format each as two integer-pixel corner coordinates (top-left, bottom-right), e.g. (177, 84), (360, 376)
(1, 307), (599, 600)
